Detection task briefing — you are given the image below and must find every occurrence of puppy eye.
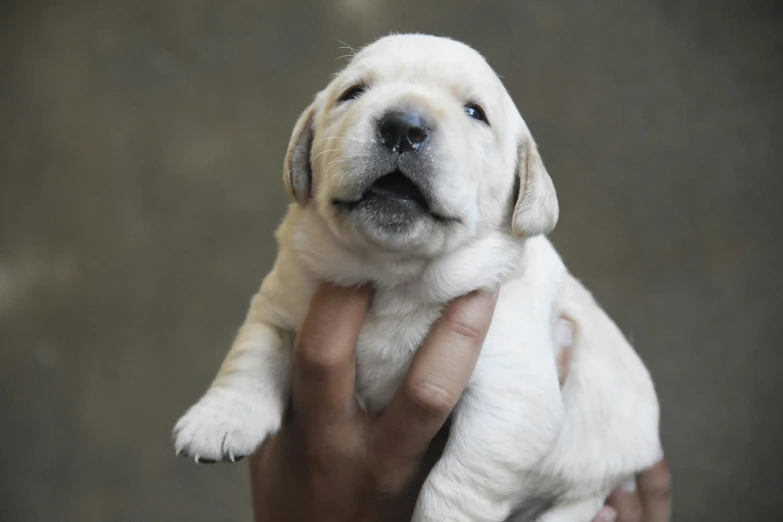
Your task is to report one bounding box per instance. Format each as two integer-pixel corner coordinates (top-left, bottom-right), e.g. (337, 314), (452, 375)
(465, 103), (488, 124)
(338, 85), (366, 102)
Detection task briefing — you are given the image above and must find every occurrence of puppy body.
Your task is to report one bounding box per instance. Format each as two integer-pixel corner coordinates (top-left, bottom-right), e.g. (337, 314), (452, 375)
(174, 35), (662, 522)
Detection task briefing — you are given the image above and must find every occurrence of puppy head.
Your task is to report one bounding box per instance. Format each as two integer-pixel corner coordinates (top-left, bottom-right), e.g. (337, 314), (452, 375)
(284, 34), (558, 257)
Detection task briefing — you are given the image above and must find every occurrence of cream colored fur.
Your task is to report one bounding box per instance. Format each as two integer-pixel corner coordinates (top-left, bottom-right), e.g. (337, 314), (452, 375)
(173, 34), (662, 522)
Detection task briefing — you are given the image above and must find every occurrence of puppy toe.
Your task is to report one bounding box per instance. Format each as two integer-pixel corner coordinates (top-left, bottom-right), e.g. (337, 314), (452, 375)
(173, 392), (282, 463)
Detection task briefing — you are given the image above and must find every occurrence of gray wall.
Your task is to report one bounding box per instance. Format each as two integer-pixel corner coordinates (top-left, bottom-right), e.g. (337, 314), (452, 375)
(1, 1), (781, 520)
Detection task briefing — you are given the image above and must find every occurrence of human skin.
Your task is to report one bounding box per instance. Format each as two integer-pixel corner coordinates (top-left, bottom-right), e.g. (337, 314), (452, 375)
(248, 284), (671, 522)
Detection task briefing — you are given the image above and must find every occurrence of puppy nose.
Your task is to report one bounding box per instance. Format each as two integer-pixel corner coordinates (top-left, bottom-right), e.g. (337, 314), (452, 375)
(378, 111), (430, 153)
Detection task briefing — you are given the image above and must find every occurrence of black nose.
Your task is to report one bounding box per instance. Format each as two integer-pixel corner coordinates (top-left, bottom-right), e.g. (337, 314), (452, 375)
(378, 111), (430, 153)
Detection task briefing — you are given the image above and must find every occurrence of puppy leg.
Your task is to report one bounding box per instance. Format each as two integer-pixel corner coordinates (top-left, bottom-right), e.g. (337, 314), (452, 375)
(537, 498), (605, 522)
(413, 362), (564, 522)
(173, 293), (290, 462)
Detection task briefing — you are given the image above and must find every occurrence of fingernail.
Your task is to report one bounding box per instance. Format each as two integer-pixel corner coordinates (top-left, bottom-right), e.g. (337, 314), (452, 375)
(468, 288), (498, 301)
(620, 476), (637, 493)
(596, 506), (617, 522)
(478, 287), (499, 301)
(554, 317), (575, 348)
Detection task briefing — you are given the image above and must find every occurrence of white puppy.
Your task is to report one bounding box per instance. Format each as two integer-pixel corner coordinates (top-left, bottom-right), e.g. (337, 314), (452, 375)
(173, 34), (662, 522)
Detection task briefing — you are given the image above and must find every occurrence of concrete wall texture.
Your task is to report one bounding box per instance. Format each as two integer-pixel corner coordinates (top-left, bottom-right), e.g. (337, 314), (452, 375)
(1, 1), (781, 520)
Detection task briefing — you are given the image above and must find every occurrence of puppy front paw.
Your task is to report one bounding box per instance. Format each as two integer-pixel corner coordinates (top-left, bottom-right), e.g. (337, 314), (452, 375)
(173, 389), (283, 463)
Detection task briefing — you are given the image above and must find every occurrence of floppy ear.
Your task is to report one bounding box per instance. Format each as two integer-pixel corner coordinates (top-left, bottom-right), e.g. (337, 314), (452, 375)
(511, 137), (559, 237)
(282, 102), (317, 205)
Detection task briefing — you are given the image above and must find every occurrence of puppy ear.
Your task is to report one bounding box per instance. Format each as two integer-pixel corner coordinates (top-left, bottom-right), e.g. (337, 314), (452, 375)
(511, 137), (559, 237)
(283, 102), (317, 205)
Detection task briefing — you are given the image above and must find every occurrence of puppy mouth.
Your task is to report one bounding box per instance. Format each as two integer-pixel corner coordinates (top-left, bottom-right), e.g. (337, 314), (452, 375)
(334, 169), (429, 212)
(333, 170), (460, 225)
(365, 170), (428, 207)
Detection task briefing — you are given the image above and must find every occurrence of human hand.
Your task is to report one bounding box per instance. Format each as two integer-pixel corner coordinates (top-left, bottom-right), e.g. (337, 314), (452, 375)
(592, 460), (672, 522)
(249, 283), (498, 522)
(554, 318), (672, 522)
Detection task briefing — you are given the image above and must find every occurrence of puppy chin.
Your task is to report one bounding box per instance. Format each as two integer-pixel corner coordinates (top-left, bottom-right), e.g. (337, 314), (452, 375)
(332, 199), (445, 255)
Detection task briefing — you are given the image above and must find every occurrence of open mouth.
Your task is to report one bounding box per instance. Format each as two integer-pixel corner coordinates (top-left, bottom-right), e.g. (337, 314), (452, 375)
(334, 169), (429, 212)
(332, 169), (460, 225)
(365, 170), (427, 207)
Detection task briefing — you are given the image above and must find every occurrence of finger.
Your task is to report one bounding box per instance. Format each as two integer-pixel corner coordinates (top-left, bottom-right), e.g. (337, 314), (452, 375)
(291, 282), (371, 431)
(555, 348), (571, 386)
(638, 459), (672, 522)
(606, 487), (642, 522)
(372, 289), (497, 488)
(554, 316), (575, 386)
(592, 506), (618, 522)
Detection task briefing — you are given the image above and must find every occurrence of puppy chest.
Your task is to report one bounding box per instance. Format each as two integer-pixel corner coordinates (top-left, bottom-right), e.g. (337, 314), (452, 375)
(354, 308), (437, 412)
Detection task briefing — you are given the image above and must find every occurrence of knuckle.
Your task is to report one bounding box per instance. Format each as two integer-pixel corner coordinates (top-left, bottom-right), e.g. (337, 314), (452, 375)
(649, 472), (673, 499)
(642, 460), (673, 499)
(444, 315), (485, 343)
(302, 431), (354, 472)
(368, 466), (406, 497)
(405, 380), (455, 416)
(293, 336), (344, 375)
(303, 445), (332, 473)
(628, 505), (643, 522)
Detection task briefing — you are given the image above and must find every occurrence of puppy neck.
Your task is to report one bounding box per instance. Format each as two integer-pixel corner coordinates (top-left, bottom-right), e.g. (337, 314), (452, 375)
(281, 205), (529, 305)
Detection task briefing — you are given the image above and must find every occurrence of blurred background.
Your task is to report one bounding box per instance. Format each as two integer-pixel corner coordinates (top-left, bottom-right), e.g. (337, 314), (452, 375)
(1, 0), (781, 520)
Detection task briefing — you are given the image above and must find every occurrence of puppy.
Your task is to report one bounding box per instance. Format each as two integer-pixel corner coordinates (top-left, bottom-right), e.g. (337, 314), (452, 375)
(173, 34), (662, 522)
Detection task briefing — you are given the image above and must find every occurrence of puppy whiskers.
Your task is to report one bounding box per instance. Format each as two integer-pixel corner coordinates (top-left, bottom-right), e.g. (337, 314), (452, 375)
(336, 41), (358, 54)
(311, 148), (340, 164)
(325, 156), (346, 172)
(319, 136), (370, 145)
(326, 155), (365, 176)
(335, 41), (357, 61)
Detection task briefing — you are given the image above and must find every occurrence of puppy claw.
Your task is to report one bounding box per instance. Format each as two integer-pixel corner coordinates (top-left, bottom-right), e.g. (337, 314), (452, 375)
(173, 391), (282, 464)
